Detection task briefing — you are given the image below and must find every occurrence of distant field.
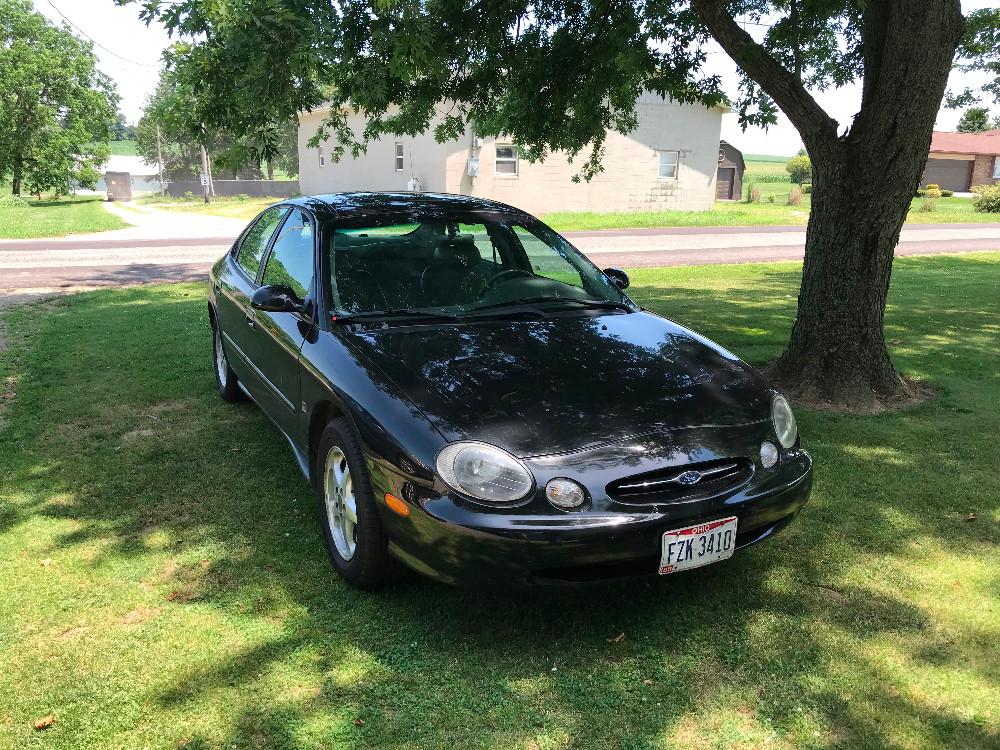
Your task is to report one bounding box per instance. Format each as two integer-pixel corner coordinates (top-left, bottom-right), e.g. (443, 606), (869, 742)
(109, 140), (138, 156)
(744, 153), (794, 163)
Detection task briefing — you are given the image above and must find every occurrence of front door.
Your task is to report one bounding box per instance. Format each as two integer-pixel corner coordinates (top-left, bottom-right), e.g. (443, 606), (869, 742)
(250, 208), (317, 439)
(215, 206), (289, 393)
(716, 167), (735, 200)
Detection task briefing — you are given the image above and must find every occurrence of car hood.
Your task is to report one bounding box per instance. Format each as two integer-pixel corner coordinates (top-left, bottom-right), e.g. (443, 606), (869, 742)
(344, 311), (772, 457)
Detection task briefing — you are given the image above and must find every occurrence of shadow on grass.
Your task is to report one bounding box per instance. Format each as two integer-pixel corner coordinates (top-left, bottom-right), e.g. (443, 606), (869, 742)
(1, 263), (997, 749)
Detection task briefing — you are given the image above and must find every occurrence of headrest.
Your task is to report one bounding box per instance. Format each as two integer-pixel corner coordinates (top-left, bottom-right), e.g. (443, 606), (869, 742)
(432, 234), (479, 265)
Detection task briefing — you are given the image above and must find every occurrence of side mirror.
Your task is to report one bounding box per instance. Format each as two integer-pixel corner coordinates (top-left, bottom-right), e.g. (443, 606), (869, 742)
(251, 284), (305, 314)
(603, 268), (630, 290)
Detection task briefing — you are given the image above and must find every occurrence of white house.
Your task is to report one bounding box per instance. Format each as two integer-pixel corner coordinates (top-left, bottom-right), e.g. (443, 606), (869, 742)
(298, 93), (728, 214)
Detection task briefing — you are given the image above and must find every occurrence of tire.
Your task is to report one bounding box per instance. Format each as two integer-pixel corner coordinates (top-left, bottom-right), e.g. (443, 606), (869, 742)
(315, 417), (395, 588)
(211, 315), (243, 402)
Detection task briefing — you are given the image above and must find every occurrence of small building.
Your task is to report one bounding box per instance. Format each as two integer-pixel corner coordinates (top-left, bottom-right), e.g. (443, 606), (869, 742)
(298, 94), (729, 214)
(715, 140), (744, 201)
(921, 130), (1000, 192)
(96, 155), (161, 196)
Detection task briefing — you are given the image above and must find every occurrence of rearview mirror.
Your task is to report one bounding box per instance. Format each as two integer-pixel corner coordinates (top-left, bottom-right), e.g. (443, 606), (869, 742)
(251, 284), (305, 314)
(603, 268), (630, 290)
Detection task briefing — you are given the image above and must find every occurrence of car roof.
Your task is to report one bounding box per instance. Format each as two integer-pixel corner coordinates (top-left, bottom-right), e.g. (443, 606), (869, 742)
(281, 192), (531, 221)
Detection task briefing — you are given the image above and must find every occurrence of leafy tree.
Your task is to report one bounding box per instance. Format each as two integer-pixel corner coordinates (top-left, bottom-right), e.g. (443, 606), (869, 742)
(120, 0), (992, 408)
(785, 154), (812, 184)
(0, 0), (117, 196)
(112, 112), (138, 141)
(137, 66), (298, 182)
(956, 107), (997, 133)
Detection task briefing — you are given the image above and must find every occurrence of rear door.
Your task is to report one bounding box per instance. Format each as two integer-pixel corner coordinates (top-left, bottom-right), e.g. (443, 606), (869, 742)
(250, 208), (318, 439)
(215, 205), (289, 395)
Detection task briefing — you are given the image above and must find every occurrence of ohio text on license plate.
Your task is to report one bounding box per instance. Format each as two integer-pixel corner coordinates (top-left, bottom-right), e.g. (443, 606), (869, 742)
(659, 517), (738, 575)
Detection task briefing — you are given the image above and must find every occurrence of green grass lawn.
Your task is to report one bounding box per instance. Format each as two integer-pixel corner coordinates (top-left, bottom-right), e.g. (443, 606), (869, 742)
(138, 194), (288, 222)
(0, 194), (129, 239)
(1, 256), (998, 749)
(544, 190), (993, 231)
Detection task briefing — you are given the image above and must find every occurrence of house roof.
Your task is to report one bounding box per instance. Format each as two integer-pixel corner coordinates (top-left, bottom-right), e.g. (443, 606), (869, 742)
(929, 130), (1000, 156)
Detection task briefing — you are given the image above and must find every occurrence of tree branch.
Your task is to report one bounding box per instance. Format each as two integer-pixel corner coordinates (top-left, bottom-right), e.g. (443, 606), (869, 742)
(691, 0), (838, 153)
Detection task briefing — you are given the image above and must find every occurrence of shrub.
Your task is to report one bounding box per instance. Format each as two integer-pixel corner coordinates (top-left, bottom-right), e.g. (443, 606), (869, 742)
(919, 197), (936, 212)
(0, 194), (29, 208)
(767, 194), (775, 203)
(745, 182), (761, 203)
(785, 154), (812, 184)
(972, 185), (1000, 213)
(787, 186), (803, 206)
(924, 183), (943, 199)
(941, 189), (954, 198)
(802, 184), (812, 194)
(970, 184), (991, 195)
(183, 191), (195, 200)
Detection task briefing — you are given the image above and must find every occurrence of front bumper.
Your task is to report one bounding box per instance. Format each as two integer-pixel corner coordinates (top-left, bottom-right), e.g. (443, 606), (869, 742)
(371, 446), (813, 585)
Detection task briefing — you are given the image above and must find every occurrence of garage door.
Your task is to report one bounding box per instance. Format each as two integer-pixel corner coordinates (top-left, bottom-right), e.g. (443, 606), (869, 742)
(921, 159), (972, 192)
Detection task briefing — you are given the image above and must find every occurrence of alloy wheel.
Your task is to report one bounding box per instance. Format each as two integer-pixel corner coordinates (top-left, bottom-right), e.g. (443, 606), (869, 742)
(324, 446), (357, 560)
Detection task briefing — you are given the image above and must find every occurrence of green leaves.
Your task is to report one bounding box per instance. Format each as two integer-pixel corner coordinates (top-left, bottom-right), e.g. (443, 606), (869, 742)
(0, 0), (118, 196)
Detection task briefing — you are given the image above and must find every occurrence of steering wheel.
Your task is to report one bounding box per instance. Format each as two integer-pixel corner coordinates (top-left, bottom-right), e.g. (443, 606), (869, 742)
(484, 269), (533, 289)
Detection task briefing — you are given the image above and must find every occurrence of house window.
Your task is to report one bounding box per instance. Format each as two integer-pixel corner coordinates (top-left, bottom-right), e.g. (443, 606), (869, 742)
(496, 145), (518, 175)
(318, 147), (325, 168)
(395, 143), (404, 172)
(993, 156), (1000, 179)
(658, 150), (679, 179)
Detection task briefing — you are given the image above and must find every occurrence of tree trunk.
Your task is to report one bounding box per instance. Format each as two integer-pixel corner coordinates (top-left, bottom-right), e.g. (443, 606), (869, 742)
(768, 154), (913, 408)
(11, 157), (23, 196)
(763, 1), (966, 409)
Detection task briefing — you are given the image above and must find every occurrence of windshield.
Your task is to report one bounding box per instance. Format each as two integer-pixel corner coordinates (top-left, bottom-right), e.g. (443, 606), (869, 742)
(325, 209), (630, 317)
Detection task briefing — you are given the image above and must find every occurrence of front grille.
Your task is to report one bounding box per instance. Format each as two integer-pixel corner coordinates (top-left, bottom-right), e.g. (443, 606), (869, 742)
(606, 457), (753, 506)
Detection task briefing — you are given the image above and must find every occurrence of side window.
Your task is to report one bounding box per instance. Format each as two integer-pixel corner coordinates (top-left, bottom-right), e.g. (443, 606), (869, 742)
(513, 226), (585, 289)
(237, 207), (287, 281)
(262, 209), (315, 299)
(658, 150), (679, 179)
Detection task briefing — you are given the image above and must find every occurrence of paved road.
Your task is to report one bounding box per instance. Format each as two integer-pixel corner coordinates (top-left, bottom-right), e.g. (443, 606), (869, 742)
(2, 222), (998, 304)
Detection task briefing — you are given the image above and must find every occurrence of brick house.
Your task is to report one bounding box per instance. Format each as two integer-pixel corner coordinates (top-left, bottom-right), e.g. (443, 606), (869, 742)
(921, 130), (1000, 192)
(298, 94), (729, 214)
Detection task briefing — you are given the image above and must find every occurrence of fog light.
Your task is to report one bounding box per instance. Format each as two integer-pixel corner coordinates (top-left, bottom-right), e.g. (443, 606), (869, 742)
(760, 441), (779, 469)
(545, 478), (587, 510)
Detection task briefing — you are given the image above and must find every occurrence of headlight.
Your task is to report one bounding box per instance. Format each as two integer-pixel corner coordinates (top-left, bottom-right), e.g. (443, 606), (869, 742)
(436, 442), (534, 504)
(771, 394), (798, 449)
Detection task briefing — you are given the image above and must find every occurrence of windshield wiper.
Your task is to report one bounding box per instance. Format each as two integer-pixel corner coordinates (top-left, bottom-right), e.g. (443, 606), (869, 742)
(332, 308), (459, 324)
(465, 297), (633, 315)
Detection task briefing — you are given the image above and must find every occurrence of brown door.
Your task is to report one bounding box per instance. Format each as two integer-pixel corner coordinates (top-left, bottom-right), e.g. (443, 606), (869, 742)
(716, 167), (735, 200)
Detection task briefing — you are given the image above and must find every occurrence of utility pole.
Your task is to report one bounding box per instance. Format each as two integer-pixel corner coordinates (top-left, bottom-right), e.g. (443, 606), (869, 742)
(199, 143), (210, 204)
(155, 125), (165, 198)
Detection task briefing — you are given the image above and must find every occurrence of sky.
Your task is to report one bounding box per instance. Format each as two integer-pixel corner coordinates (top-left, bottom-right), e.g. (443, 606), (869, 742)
(32, 0), (999, 157)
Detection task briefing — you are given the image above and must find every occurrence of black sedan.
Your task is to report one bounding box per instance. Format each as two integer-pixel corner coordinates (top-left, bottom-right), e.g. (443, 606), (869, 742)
(208, 192), (812, 587)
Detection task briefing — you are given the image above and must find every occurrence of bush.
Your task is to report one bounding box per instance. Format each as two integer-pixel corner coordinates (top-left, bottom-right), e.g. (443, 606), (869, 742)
(183, 191), (195, 200)
(0, 194), (29, 208)
(802, 184), (812, 194)
(972, 185), (1000, 213)
(919, 197), (936, 213)
(745, 182), (761, 203)
(924, 183), (943, 199)
(786, 154), (812, 184)
(970, 184), (991, 195)
(941, 189), (954, 198)
(787, 186), (803, 206)
(767, 194), (775, 203)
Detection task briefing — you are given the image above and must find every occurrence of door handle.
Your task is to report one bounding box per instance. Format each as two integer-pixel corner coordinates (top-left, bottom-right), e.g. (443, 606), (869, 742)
(245, 310), (256, 328)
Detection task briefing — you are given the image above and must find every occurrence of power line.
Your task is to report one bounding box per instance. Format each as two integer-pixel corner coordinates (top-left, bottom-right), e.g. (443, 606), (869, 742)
(44, 0), (161, 68)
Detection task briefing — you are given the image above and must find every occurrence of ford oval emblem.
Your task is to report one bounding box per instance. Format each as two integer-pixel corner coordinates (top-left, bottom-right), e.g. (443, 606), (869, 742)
(675, 470), (703, 486)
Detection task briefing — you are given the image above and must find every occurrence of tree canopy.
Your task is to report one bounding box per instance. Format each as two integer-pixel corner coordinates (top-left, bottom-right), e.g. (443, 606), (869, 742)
(957, 106), (999, 133)
(120, 0), (994, 408)
(0, 0), (118, 196)
(136, 66), (299, 181)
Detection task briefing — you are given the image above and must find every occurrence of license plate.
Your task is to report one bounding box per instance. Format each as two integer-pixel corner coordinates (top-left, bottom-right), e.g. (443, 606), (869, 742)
(659, 516), (738, 575)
